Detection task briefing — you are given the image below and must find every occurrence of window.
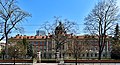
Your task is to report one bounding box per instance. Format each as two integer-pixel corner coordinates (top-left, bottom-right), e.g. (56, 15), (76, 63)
(40, 41), (42, 45)
(34, 41), (36, 45)
(19, 37), (21, 39)
(103, 54), (105, 57)
(44, 42), (47, 45)
(91, 53), (93, 57)
(63, 53), (65, 57)
(34, 36), (36, 39)
(61, 45), (64, 50)
(31, 41), (34, 45)
(40, 46), (42, 50)
(44, 46), (46, 50)
(92, 47), (95, 51)
(94, 47), (98, 50)
(48, 41), (51, 44)
(27, 37), (29, 39)
(95, 53), (97, 57)
(36, 41), (38, 45)
(87, 53), (89, 57)
(76, 41), (79, 44)
(82, 54), (85, 57)
(48, 41), (52, 50)
(69, 53), (71, 56)
(44, 53), (46, 58)
(36, 46), (39, 51)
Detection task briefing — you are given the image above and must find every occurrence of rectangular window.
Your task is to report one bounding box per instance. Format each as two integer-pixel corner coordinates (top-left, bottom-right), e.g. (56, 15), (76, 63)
(82, 54), (84, 57)
(103, 53), (105, 57)
(36, 41), (38, 45)
(69, 53), (71, 56)
(91, 53), (93, 57)
(31, 41), (34, 45)
(77, 41), (79, 44)
(44, 42), (47, 46)
(44, 53), (46, 58)
(35, 46), (39, 51)
(62, 45), (64, 50)
(87, 53), (89, 57)
(40, 41), (42, 45)
(40, 46), (42, 51)
(48, 41), (52, 50)
(95, 53), (97, 57)
(44, 46), (46, 51)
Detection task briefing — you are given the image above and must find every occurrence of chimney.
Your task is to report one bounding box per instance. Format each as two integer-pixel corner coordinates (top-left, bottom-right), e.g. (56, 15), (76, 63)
(16, 34), (20, 36)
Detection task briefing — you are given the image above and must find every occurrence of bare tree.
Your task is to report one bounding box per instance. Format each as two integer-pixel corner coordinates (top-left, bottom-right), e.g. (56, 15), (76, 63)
(84, 0), (120, 60)
(74, 37), (83, 65)
(40, 17), (78, 35)
(40, 17), (78, 61)
(0, 0), (31, 58)
(111, 23), (120, 59)
(113, 23), (119, 41)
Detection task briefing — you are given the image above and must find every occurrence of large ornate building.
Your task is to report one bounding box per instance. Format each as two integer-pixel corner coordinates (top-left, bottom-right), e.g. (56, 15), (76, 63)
(9, 22), (112, 59)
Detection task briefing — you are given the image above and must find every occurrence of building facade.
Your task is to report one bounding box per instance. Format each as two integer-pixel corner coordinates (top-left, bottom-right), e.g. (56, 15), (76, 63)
(9, 22), (112, 59)
(9, 34), (112, 59)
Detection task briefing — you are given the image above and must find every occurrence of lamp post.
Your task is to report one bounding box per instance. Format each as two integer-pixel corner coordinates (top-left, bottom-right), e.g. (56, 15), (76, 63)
(14, 49), (16, 65)
(56, 51), (59, 62)
(1, 49), (5, 60)
(37, 51), (41, 63)
(86, 49), (92, 59)
(89, 50), (92, 59)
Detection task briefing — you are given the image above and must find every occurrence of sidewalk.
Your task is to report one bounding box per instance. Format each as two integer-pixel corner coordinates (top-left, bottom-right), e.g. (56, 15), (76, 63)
(33, 63), (58, 65)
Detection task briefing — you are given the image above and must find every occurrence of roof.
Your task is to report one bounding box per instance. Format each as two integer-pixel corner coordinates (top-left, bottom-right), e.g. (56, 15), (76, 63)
(10, 34), (112, 40)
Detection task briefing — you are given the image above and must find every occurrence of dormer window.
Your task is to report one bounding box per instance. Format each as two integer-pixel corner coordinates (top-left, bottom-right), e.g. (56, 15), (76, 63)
(34, 36), (36, 39)
(42, 36), (44, 39)
(19, 36), (21, 39)
(27, 37), (29, 39)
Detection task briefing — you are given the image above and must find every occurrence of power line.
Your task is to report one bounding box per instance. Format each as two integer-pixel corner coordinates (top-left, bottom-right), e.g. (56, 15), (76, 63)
(17, 24), (84, 27)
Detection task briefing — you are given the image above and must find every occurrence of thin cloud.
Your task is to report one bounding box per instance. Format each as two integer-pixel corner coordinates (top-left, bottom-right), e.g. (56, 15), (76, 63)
(117, 0), (120, 7)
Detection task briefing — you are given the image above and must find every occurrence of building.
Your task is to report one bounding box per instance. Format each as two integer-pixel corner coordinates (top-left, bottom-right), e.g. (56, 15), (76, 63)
(9, 22), (112, 59)
(0, 40), (5, 53)
(36, 30), (46, 36)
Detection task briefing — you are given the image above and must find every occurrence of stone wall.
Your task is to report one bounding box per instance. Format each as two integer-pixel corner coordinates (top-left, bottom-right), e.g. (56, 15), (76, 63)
(64, 60), (120, 65)
(65, 63), (120, 65)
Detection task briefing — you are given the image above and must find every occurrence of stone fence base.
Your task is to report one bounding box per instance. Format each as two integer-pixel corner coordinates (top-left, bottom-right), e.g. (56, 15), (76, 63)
(65, 63), (120, 65)
(0, 60), (33, 65)
(64, 60), (120, 65)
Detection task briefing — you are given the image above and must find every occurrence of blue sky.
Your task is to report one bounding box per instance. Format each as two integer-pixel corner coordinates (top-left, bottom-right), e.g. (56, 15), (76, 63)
(16, 0), (99, 36)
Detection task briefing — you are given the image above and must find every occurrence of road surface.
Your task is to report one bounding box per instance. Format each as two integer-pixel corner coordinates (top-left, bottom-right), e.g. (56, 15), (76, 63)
(33, 63), (58, 65)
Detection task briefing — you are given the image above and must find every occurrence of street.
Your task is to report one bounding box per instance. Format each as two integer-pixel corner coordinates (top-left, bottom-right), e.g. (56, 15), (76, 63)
(33, 63), (58, 65)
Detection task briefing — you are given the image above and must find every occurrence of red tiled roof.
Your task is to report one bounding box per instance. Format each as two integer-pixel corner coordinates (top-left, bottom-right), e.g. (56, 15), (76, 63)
(11, 34), (112, 40)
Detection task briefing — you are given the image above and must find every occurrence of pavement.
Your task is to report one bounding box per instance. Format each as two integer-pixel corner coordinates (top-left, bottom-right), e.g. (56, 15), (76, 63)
(33, 63), (58, 65)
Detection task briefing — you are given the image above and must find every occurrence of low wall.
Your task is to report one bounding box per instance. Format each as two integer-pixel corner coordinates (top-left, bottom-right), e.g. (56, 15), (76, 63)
(64, 60), (120, 65)
(64, 60), (120, 63)
(0, 60), (33, 65)
(65, 63), (120, 65)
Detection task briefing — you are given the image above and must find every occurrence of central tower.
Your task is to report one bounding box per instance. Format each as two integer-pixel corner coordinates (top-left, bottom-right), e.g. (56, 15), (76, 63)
(55, 22), (66, 35)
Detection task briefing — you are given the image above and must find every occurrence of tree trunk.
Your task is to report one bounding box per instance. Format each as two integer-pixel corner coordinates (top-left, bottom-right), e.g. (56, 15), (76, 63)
(98, 50), (102, 60)
(4, 21), (8, 59)
(3, 54), (4, 60)
(75, 53), (77, 65)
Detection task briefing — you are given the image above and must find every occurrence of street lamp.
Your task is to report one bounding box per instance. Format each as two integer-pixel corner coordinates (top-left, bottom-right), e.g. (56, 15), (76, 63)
(14, 49), (17, 65)
(1, 49), (5, 60)
(37, 51), (41, 63)
(52, 48), (55, 59)
(86, 49), (92, 59)
(56, 52), (59, 62)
